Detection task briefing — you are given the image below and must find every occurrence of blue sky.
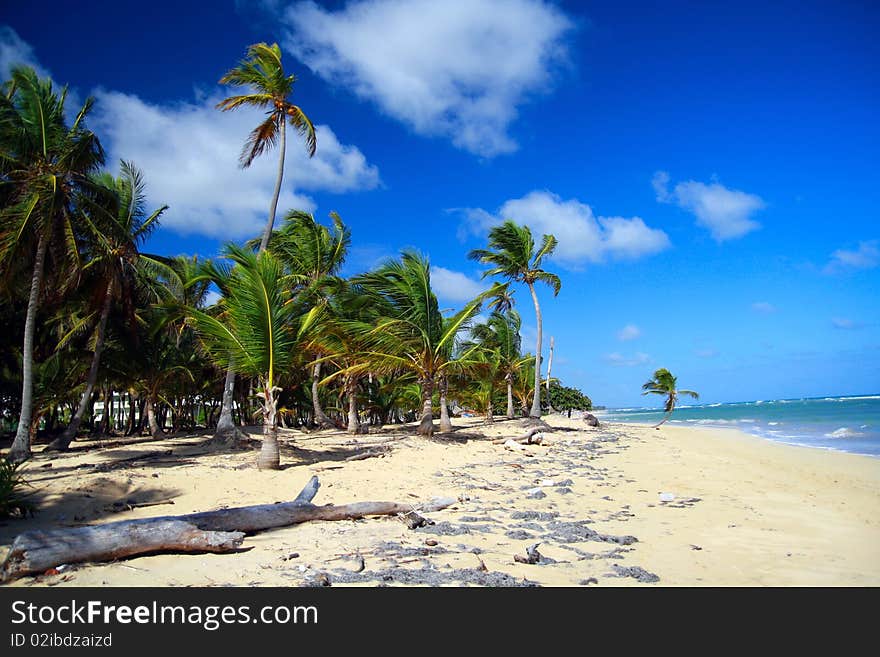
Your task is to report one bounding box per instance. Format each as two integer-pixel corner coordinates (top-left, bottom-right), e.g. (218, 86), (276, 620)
(2, 0), (878, 407)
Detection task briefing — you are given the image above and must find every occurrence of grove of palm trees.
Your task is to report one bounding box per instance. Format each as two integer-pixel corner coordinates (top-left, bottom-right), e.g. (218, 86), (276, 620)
(0, 50), (590, 474)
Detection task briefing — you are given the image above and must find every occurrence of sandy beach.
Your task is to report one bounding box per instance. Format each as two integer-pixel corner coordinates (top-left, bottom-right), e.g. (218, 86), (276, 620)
(2, 416), (878, 587)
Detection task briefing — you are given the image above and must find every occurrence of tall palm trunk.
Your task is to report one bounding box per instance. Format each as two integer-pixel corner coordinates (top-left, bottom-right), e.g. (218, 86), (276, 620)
(257, 385), (280, 470)
(312, 359), (334, 429)
(527, 282), (543, 419)
(145, 393), (163, 439)
(439, 375), (453, 432)
(417, 377), (435, 437)
(9, 236), (48, 463)
(47, 285), (114, 451)
(653, 411), (673, 429)
(214, 363), (243, 442)
(259, 119), (286, 252)
(346, 375), (360, 434)
(506, 374), (515, 419)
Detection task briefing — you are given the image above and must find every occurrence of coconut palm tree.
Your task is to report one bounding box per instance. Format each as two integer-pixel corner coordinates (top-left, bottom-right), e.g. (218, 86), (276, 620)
(217, 42), (316, 252)
(46, 162), (169, 451)
(353, 251), (485, 437)
(469, 220), (561, 419)
(641, 368), (699, 428)
(0, 66), (105, 462)
(471, 310), (527, 419)
(187, 244), (316, 469)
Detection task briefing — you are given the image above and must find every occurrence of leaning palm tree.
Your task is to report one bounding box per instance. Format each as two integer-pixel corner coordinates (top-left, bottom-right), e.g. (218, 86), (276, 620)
(469, 220), (561, 419)
(217, 43), (316, 251)
(353, 251), (485, 437)
(187, 245), (315, 469)
(641, 368), (699, 428)
(0, 66), (105, 462)
(46, 162), (170, 451)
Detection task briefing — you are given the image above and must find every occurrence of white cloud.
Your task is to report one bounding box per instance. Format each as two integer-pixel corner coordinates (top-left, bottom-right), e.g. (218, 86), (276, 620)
(604, 352), (651, 367)
(0, 26), (48, 79)
(831, 318), (861, 330)
(277, 0), (574, 157)
(91, 90), (380, 239)
(459, 191), (670, 266)
(617, 324), (641, 341)
(751, 302), (776, 314)
(825, 240), (879, 274)
(431, 266), (487, 303)
(654, 171), (764, 241)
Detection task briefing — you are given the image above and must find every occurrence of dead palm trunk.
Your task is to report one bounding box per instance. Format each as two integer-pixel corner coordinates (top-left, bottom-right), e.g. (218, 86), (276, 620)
(257, 385), (280, 470)
(47, 285), (113, 451)
(9, 236), (48, 463)
(546, 335), (556, 414)
(312, 360), (334, 429)
(417, 377), (435, 437)
(527, 281), (543, 419)
(439, 375), (453, 432)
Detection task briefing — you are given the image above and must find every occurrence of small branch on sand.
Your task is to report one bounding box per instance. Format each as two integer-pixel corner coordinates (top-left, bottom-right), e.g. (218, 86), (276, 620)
(0, 475), (456, 582)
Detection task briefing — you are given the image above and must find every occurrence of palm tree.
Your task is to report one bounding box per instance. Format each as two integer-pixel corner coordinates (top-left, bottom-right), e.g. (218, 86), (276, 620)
(0, 66), (104, 462)
(217, 42), (316, 251)
(469, 220), (561, 419)
(641, 368), (699, 428)
(471, 310), (527, 419)
(354, 251), (485, 437)
(46, 162), (169, 451)
(187, 245), (315, 469)
(261, 210), (350, 429)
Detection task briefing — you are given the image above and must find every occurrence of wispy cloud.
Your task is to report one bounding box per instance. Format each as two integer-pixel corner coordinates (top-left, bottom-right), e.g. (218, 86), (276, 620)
(431, 266), (487, 303)
(751, 302), (776, 314)
(617, 324), (641, 341)
(0, 26), (48, 78)
(824, 240), (879, 274)
(459, 191), (670, 266)
(653, 171), (764, 241)
(276, 0), (575, 157)
(91, 90), (380, 239)
(605, 352), (651, 367)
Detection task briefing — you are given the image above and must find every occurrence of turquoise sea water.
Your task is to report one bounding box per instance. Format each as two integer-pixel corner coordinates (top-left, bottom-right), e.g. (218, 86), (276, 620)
(596, 395), (880, 457)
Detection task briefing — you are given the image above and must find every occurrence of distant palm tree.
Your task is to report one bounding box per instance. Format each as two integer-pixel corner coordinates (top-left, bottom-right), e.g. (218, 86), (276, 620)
(469, 220), (561, 419)
(471, 310), (527, 419)
(641, 368), (699, 428)
(0, 66), (104, 462)
(217, 42), (316, 252)
(46, 162), (169, 451)
(187, 245), (316, 469)
(354, 251), (485, 436)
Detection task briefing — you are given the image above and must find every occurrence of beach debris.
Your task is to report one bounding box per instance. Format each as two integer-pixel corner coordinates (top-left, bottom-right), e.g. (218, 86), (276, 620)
(659, 492), (676, 502)
(0, 475), (457, 582)
(280, 552), (300, 561)
(514, 543), (553, 565)
(583, 413), (600, 428)
(492, 427), (550, 445)
(399, 509), (434, 529)
(580, 577), (599, 585)
(425, 539), (439, 547)
(344, 446), (390, 462)
(526, 488), (547, 499)
(690, 545), (702, 551)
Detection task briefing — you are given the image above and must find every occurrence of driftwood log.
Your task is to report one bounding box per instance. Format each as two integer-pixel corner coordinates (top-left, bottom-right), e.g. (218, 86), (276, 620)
(492, 427), (548, 445)
(0, 476), (455, 582)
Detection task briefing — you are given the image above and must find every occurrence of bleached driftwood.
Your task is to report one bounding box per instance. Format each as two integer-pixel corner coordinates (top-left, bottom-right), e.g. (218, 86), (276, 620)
(0, 476), (455, 582)
(492, 427), (547, 445)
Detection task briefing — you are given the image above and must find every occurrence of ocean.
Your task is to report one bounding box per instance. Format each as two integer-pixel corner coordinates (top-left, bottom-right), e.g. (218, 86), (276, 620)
(596, 395), (880, 457)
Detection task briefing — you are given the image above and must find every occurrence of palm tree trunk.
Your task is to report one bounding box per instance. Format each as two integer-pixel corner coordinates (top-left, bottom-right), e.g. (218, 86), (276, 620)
(417, 377), (435, 437)
(346, 375), (360, 434)
(214, 363), (243, 441)
(10, 235), (48, 463)
(485, 400), (494, 423)
(439, 376), (453, 433)
(47, 285), (114, 451)
(527, 282), (543, 419)
(145, 393), (163, 439)
(259, 119), (287, 252)
(312, 360), (334, 429)
(546, 335), (556, 414)
(257, 386), (280, 470)
(653, 411), (673, 429)
(506, 375), (515, 419)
